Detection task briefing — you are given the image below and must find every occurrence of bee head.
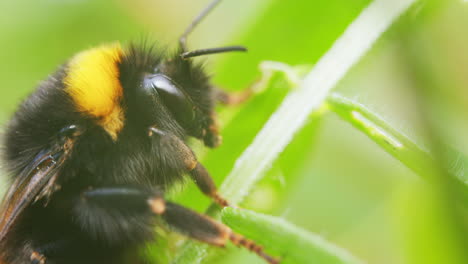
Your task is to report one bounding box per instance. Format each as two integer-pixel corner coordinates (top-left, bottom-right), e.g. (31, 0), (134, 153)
(63, 43), (224, 147)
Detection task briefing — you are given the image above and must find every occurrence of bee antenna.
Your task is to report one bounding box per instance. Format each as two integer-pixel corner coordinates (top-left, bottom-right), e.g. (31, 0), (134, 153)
(180, 45), (247, 59)
(179, 0), (222, 51)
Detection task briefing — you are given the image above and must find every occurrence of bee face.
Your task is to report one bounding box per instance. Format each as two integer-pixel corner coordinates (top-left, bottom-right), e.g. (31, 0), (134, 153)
(119, 45), (218, 146)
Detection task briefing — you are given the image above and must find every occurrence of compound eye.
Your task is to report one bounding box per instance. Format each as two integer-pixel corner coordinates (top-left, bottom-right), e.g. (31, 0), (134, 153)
(144, 74), (194, 123)
(150, 74), (184, 99)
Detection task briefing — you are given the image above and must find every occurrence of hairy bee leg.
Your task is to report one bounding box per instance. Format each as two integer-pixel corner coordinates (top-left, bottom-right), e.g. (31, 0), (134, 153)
(149, 127), (229, 207)
(77, 187), (165, 215)
(2, 244), (46, 264)
(163, 202), (279, 264)
(203, 112), (222, 148)
(71, 187), (165, 245)
(214, 87), (254, 106)
(189, 163), (229, 207)
(30, 251), (46, 264)
(75, 188), (277, 263)
(29, 240), (76, 263)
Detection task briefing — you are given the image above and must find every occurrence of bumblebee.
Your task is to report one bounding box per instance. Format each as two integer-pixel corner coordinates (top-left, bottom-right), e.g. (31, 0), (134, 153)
(0, 1), (278, 263)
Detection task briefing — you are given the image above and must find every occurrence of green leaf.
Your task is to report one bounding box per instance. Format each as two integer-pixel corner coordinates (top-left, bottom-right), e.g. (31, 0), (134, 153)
(326, 93), (432, 177)
(221, 207), (364, 264)
(326, 93), (468, 203)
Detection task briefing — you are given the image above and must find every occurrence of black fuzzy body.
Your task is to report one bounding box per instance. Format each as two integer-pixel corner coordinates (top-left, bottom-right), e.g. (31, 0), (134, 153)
(0, 44), (217, 264)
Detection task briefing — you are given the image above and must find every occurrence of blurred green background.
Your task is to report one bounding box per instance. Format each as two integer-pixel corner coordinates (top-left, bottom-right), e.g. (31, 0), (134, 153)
(1, 0), (468, 263)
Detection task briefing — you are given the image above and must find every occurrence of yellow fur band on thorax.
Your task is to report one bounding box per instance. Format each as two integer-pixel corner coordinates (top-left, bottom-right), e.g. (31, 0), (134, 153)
(64, 43), (125, 140)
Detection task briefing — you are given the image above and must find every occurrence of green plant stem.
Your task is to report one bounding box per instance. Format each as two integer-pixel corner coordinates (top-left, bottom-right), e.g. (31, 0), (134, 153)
(221, 207), (364, 264)
(220, 0), (417, 205)
(173, 0), (417, 263)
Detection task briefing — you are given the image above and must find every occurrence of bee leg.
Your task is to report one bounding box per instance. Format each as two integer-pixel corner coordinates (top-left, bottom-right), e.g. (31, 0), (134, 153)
(189, 162), (229, 207)
(74, 186), (277, 262)
(204, 113), (222, 148)
(73, 187), (165, 244)
(163, 202), (279, 264)
(76, 187), (165, 215)
(7, 243), (48, 264)
(214, 87), (254, 106)
(30, 251), (46, 264)
(149, 127), (229, 207)
(29, 240), (74, 263)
